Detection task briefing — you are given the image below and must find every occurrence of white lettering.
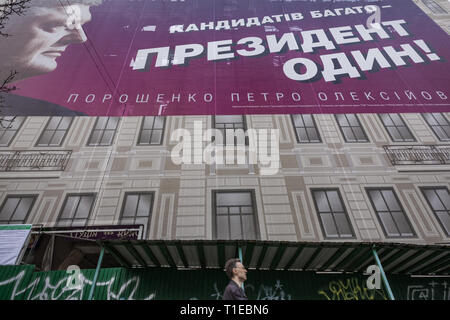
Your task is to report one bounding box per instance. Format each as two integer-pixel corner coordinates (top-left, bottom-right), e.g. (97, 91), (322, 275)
(136, 94), (149, 103)
(283, 58), (318, 81)
(351, 48), (391, 71)
(208, 40), (234, 61)
(237, 37), (266, 56)
(133, 47), (170, 70)
(301, 29), (335, 53)
(173, 44), (204, 65)
(383, 44), (424, 66)
(321, 53), (361, 82)
(267, 32), (299, 53)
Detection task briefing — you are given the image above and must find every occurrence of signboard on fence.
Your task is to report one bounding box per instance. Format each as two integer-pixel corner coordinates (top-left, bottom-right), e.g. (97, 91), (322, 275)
(0, 225), (32, 265)
(1, 0), (449, 116)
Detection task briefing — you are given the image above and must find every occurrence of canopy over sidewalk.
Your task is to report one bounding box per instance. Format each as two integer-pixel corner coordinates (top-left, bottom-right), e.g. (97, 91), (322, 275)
(98, 239), (450, 275)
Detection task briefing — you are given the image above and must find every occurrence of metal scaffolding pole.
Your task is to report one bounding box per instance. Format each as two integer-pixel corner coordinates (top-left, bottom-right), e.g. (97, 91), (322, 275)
(372, 247), (395, 300)
(88, 246), (105, 300)
(238, 246), (244, 290)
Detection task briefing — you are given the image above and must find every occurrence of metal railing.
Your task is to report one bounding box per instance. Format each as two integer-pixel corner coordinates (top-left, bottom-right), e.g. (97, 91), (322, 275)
(383, 145), (450, 165)
(0, 150), (72, 171)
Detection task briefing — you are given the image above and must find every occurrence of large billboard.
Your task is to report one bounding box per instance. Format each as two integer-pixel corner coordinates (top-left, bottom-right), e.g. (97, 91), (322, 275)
(1, 0), (449, 116)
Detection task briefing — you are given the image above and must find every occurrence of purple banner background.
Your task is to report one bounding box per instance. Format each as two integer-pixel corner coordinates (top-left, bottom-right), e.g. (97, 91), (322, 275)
(10, 0), (450, 116)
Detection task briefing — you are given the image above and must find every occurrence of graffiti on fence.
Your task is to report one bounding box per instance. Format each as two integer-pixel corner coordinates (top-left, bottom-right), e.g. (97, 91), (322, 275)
(0, 270), (155, 300)
(407, 281), (450, 300)
(190, 279), (292, 300)
(2, 266), (449, 300)
(317, 277), (388, 300)
(255, 280), (292, 300)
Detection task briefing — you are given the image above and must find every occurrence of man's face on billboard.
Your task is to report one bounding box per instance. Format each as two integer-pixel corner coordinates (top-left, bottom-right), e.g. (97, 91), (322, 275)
(1, 4), (92, 80)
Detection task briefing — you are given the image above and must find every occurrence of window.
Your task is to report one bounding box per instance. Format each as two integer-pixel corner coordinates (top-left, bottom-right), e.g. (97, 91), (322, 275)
(0, 195), (36, 224)
(379, 114), (415, 142)
(421, 187), (450, 236)
(0, 116), (25, 147)
(213, 190), (258, 240)
(87, 117), (120, 146)
(422, 113), (450, 141)
(291, 114), (321, 143)
(335, 114), (369, 142)
(119, 193), (154, 236)
(422, 0), (447, 14)
(213, 115), (247, 145)
(57, 194), (95, 227)
(311, 189), (355, 239)
(367, 188), (416, 238)
(36, 117), (73, 146)
(138, 116), (165, 145)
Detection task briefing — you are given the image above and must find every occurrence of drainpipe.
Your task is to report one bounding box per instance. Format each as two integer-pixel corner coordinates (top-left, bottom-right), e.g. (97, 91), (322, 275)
(88, 246), (105, 300)
(372, 246), (395, 300)
(238, 246), (244, 291)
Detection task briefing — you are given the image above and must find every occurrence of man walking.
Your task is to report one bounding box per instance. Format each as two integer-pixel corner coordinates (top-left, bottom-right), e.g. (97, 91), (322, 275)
(222, 258), (248, 300)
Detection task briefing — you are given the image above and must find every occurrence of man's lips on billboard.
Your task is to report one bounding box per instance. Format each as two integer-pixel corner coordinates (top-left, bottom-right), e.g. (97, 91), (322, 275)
(42, 50), (64, 57)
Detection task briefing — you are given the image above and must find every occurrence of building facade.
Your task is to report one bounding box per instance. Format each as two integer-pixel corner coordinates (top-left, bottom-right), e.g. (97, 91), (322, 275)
(1, 111), (449, 245)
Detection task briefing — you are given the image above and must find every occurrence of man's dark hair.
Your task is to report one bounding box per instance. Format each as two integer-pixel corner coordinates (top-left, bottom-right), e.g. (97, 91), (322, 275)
(225, 258), (241, 279)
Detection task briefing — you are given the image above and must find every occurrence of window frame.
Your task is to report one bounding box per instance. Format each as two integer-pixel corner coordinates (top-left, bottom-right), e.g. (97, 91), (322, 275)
(137, 116), (166, 146)
(335, 114), (370, 143)
(0, 194), (37, 224)
(56, 193), (96, 227)
(212, 189), (260, 240)
(422, 0), (448, 14)
(422, 113), (450, 142)
(378, 114), (416, 143)
(366, 187), (417, 239)
(35, 116), (74, 147)
(212, 115), (248, 146)
(290, 114), (322, 143)
(0, 116), (26, 147)
(118, 191), (155, 237)
(310, 188), (356, 239)
(87, 117), (120, 147)
(420, 186), (450, 237)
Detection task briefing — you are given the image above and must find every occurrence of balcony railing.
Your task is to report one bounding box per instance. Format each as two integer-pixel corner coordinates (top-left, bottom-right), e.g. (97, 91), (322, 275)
(384, 145), (450, 165)
(0, 150), (72, 172)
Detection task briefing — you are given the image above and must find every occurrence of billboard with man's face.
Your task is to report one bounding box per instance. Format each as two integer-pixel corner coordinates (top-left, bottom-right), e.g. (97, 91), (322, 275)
(1, 0), (449, 116)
